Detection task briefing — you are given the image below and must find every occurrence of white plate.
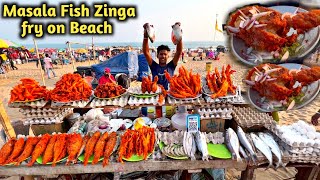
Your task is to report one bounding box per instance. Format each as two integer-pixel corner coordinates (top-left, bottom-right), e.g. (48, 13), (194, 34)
(247, 63), (320, 112)
(230, 6), (320, 66)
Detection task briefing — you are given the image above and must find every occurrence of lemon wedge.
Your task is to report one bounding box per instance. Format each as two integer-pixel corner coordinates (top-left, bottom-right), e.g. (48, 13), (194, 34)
(134, 118), (145, 130)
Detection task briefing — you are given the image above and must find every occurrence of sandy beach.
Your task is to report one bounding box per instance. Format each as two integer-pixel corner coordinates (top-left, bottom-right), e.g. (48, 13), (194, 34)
(0, 53), (319, 179)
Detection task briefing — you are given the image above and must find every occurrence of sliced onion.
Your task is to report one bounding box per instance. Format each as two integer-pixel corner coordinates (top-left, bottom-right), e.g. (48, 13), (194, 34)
(293, 81), (302, 89)
(243, 80), (255, 86)
(254, 21), (260, 25)
(239, 21), (245, 28)
(239, 16), (246, 21)
(266, 78), (277, 81)
(253, 6), (260, 13)
(265, 68), (281, 75)
(281, 51), (290, 62)
(246, 20), (255, 30)
(252, 11), (272, 19)
(238, 10), (248, 19)
(243, 19), (251, 28)
(226, 26), (240, 33)
(254, 24), (267, 28)
(286, 27), (297, 37)
(287, 100), (295, 110)
(249, 9), (257, 15)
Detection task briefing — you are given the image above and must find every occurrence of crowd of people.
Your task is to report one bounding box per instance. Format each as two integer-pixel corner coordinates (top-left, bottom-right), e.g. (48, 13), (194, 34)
(0, 48), (31, 74)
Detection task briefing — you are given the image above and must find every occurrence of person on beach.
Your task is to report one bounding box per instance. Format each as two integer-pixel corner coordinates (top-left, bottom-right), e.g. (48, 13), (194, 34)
(142, 22), (183, 90)
(36, 54), (46, 72)
(44, 54), (57, 79)
(98, 67), (116, 85)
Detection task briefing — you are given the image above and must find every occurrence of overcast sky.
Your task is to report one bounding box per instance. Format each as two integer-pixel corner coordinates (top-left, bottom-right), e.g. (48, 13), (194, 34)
(0, 0), (297, 45)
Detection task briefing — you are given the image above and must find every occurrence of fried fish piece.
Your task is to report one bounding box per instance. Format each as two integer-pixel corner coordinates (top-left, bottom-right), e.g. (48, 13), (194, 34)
(27, 134), (51, 166)
(42, 135), (58, 164)
(84, 131), (101, 166)
(92, 132), (108, 165)
(15, 137), (40, 166)
(66, 133), (83, 165)
(5, 138), (25, 164)
(0, 139), (16, 165)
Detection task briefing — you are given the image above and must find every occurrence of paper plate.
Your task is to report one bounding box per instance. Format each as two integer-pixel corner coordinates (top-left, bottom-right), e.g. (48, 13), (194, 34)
(159, 141), (188, 160)
(230, 6), (320, 66)
(78, 154), (104, 163)
(247, 63), (320, 112)
(122, 153), (152, 162)
(36, 155), (68, 165)
(207, 143), (232, 159)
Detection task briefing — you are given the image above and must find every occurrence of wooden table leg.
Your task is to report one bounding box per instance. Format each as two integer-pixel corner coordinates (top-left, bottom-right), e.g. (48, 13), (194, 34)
(296, 166), (319, 180)
(240, 166), (255, 180)
(180, 170), (191, 180)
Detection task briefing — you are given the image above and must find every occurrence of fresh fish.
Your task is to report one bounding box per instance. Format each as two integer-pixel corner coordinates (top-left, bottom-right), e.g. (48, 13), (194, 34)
(258, 133), (284, 169)
(183, 132), (196, 160)
(250, 133), (273, 169)
(171, 22), (182, 45)
(144, 23), (155, 43)
(237, 126), (258, 164)
(195, 132), (209, 161)
(239, 146), (249, 162)
(225, 128), (241, 162)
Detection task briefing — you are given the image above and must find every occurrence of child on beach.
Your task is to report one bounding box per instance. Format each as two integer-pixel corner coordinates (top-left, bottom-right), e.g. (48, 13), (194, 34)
(44, 54), (57, 79)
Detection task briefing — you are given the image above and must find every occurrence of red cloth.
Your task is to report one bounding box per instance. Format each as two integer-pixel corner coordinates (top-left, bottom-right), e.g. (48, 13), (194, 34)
(98, 75), (115, 84)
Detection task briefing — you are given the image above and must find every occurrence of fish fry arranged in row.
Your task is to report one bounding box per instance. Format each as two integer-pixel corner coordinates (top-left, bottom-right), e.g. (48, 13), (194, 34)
(9, 78), (49, 103)
(141, 75), (158, 93)
(206, 64), (237, 99)
(0, 132), (119, 167)
(49, 73), (92, 102)
(118, 126), (155, 163)
(94, 83), (126, 98)
(165, 66), (201, 98)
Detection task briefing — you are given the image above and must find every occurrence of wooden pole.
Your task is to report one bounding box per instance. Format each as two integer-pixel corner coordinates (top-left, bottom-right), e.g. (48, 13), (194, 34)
(0, 100), (16, 139)
(214, 14), (217, 42)
(68, 42), (76, 71)
(87, 45), (91, 66)
(92, 36), (96, 64)
(33, 39), (45, 86)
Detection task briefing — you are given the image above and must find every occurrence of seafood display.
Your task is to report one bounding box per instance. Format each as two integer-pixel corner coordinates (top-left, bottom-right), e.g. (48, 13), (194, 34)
(225, 128), (241, 162)
(94, 83), (126, 99)
(165, 66), (201, 99)
(27, 134), (51, 166)
(144, 23), (155, 43)
(171, 22), (183, 45)
(227, 5), (320, 64)
(118, 127), (155, 162)
(66, 134), (83, 165)
(204, 65), (237, 98)
(245, 63), (320, 111)
(237, 126), (258, 164)
(49, 73), (92, 102)
(0, 139), (16, 165)
(195, 131), (209, 161)
(102, 132), (118, 167)
(250, 133), (274, 169)
(84, 131), (101, 166)
(142, 75), (158, 94)
(183, 132), (197, 160)
(9, 78), (48, 103)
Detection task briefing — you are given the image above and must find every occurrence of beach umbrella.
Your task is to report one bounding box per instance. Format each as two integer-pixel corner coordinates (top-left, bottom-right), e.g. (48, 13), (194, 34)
(29, 48), (35, 53)
(0, 39), (22, 48)
(58, 48), (65, 52)
(77, 48), (87, 53)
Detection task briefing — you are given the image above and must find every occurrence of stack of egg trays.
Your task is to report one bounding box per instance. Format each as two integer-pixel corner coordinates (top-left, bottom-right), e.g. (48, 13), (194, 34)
(196, 103), (233, 120)
(51, 99), (91, 108)
(128, 95), (165, 106)
(90, 93), (129, 107)
(23, 108), (73, 125)
(8, 99), (48, 108)
(166, 95), (203, 106)
(232, 106), (276, 129)
(273, 133), (320, 164)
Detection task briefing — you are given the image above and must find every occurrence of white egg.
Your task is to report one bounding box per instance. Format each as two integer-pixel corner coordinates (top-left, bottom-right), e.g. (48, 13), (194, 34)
(307, 132), (316, 140)
(299, 128), (307, 135)
(315, 133), (320, 140)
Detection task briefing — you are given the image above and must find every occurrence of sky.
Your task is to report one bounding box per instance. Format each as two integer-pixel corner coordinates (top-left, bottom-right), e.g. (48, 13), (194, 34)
(0, 0), (288, 45)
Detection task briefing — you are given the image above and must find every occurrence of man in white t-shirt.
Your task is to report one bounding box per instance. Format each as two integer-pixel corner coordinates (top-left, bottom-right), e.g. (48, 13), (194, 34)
(44, 54), (57, 79)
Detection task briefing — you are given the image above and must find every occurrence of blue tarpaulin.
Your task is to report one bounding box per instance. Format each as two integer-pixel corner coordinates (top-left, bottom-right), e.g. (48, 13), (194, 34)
(91, 52), (139, 80)
(137, 54), (150, 81)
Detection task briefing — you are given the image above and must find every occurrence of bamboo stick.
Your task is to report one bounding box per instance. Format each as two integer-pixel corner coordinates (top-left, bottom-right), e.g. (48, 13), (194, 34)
(33, 39), (45, 86)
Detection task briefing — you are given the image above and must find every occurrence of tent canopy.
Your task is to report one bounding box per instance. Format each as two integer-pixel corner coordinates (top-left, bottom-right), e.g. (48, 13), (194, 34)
(91, 52), (139, 80)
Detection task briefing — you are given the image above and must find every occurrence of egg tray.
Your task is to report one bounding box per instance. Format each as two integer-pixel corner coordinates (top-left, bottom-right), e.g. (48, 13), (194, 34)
(166, 95), (203, 106)
(128, 95), (165, 106)
(127, 86), (161, 95)
(22, 109), (73, 125)
(90, 93), (129, 108)
(20, 108), (73, 118)
(205, 132), (224, 144)
(202, 83), (245, 104)
(272, 129), (320, 149)
(51, 99), (91, 108)
(279, 140), (320, 154)
(196, 104), (233, 120)
(19, 107), (64, 114)
(232, 107), (276, 129)
(8, 99), (48, 108)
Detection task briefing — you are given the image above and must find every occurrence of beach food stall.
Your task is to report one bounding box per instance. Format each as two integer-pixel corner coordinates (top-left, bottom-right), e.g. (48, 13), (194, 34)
(0, 63), (319, 180)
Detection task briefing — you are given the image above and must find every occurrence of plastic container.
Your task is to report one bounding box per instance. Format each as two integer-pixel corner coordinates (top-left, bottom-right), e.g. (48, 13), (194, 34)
(171, 106), (189, 131)
(147, 107), (155, 119)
